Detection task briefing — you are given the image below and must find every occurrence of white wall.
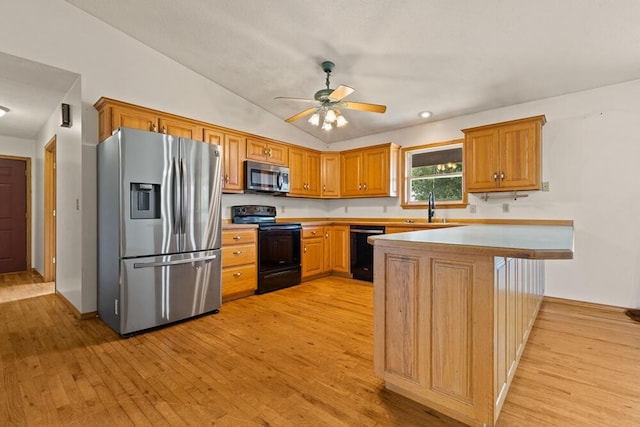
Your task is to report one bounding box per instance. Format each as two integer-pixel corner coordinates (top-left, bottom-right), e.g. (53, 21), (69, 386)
(326, 80), (640, 308)
(1, 0), (638, 311)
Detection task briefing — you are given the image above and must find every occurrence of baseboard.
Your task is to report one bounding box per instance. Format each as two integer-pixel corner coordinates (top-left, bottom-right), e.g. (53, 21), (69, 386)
(55, 291), (97, 320)
(543, 296), (627, 312)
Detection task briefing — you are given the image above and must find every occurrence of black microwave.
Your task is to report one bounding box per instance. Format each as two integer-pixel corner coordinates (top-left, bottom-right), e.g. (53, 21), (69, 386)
(244, 160), (290, 193)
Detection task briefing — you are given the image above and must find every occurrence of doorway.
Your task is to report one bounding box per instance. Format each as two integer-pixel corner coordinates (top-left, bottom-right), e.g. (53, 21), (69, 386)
(0, 155), (31, 274)
(44, 137), (56, 282)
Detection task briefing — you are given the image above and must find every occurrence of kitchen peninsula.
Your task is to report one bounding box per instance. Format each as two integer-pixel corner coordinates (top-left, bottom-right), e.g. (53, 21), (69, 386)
(369, 224), (574, 427)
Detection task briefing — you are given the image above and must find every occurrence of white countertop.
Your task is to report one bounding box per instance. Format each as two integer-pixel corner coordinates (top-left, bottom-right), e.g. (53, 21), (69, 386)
(370, 224), (574, 260)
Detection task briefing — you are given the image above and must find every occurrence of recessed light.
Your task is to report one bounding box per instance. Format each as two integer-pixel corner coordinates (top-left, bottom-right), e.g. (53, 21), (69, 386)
(419, 111), (432, 119)
(0, 106), (9, 118)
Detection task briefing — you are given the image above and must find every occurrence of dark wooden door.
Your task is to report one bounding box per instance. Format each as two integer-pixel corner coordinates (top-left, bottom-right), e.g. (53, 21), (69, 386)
(0, 158), (27, 273)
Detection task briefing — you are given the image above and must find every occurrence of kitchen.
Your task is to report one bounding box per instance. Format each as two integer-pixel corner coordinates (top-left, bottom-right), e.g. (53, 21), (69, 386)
(1, 0), (640, 425)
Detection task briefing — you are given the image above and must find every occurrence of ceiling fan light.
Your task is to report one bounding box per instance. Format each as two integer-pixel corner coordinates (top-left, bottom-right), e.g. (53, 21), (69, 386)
(419, 111), (432, 119)
(0, 106), (9, 118)
(308, 112), (320, 126)
(336, 114), (348, 127)
(321, 121), (332, 131)
(325, 108), (337, 123)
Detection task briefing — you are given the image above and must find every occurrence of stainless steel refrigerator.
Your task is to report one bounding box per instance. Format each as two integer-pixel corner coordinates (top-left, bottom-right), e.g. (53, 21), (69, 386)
(98, 127), (222, 335)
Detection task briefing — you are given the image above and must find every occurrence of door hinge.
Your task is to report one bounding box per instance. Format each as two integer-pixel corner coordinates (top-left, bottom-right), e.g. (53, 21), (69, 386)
(53, 209), (56, 217)
(52, 257), (56, 264)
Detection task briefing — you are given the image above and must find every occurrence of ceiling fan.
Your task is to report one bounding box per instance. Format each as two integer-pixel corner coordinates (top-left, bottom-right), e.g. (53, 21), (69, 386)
(276, 61), (386, 130)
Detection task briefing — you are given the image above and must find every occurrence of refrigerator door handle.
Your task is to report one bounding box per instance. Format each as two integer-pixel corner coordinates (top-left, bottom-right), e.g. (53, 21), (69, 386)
(179, 158), (186, 234)
(133, 254), (218, 269)
(172, 157), (181, 234)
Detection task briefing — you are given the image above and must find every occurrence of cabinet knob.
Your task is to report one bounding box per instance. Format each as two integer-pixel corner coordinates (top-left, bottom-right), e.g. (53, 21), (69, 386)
(500, 172), (505, 181)
(325, 233), (329, 239)
(358, 184), (362, 190)
(233, 236), (242, 240)
(233, 272), (243, 278)
(493, 172), (498, 182)
(225, 175), (230, 183)
(151, 123), (158, 133)
(232, 250), (243, 255)
(268, 148), (272, 157)
(311, 230), (317, 235)
(304, 246), (307, 253)
(162, 126), (167, 134)
(363, 183), (367, 191)
(323, 184), (326, 192)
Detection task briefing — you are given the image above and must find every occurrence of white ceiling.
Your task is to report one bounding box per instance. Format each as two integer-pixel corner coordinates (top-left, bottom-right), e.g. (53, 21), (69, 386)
(5, 1), (640, 143)
(0, 52), (78, 139)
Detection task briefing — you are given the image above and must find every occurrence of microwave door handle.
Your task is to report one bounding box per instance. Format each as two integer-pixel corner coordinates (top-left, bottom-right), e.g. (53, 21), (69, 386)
(277, 172), (284, 190)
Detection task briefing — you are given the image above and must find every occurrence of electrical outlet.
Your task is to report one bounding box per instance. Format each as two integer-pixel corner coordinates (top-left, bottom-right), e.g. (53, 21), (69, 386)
(281, 205), (286, 214)
(502, 203), (510, 213)
(344, 206), (348, 213)
(469, 204), (477, 214)
(542, 181), (550, 192)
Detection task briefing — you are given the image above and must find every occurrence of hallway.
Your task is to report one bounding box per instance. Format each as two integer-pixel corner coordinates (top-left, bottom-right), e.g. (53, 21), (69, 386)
(0, 271), (54, 304)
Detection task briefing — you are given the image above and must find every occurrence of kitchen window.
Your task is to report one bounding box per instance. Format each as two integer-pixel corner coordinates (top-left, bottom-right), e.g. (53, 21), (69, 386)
(401, 139), (467, 209)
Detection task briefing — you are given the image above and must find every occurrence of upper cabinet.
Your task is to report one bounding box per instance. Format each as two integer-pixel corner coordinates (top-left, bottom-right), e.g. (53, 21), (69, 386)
(288, 147), (321, 197)
(203, 127), (246, 193)
(95, 97), (202, 142)
(246, 137), (288, 165)
(463, 115), (545, 193)
(321, 152), (341, 198)
(340, 143), (399, 198)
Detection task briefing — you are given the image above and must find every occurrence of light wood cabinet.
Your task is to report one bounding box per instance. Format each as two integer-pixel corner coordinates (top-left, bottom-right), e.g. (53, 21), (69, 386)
(158, 117), (202, 140)
(373, 244), (545, 426)
(463, 115), (545, 193)
(330, 225), (350, 274)
(221, 228), (257, 302)
(301, 226), (331, 280)
(321, 153), (341, 198)
(288, 147), (321, 197)
(340, 143), (399, 198)
(204, 128), (246, 193)
(246, 137), (288, 165)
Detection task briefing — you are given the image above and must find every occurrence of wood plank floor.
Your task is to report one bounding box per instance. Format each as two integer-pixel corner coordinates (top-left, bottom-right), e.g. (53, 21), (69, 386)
(0, 276), (638, 426)
(0, 271), (54, 304)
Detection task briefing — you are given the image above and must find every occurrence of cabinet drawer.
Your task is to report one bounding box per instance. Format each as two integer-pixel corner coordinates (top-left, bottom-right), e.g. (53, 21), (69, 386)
(302, 226), (324, 239)
(222, 265), (257, 297)
(222, 229), (256, 245)
(222, 243), (256, 267)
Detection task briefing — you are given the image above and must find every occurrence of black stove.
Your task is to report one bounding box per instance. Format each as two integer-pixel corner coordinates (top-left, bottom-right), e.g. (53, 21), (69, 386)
(231, 206), (301, 294)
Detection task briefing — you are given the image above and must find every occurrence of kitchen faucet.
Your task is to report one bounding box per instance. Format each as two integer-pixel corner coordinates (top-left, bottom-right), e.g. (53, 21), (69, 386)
(428, 191), (435, 223)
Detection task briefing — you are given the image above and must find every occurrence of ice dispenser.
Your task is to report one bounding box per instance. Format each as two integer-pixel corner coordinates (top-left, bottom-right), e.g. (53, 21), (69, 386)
(130, 182), (160, 219)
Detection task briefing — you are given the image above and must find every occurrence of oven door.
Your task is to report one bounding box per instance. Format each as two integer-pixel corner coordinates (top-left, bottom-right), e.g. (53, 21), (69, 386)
(258, 225), (301, 271)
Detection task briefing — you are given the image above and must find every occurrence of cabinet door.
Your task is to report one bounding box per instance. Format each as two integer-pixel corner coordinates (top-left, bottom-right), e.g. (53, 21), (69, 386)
(321, 153), (340, 198)
(111, 105), (158, 135)
(158, 117), (202, 140)
(223, 133), (246, 192)
(330, 225), (350, 273)
(340, 151), (363, 196)
(302, 236), (324, 278)
(362, 146), (390, 195)
(266, 142), (288, 166)
(288, 147), (307, 196)
(464, 129), (500, 192)
(246, 138), (269, 162)
(306, 151), (321, 197)
(499, 121), (540, 190)
(203, 128), (224, 146)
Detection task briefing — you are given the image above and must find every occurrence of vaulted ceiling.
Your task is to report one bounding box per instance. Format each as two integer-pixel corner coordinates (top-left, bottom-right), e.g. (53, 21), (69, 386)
(3, 1), (640, 143)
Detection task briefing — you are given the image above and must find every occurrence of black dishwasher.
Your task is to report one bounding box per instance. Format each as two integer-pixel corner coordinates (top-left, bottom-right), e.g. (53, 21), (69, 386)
(350, 225), (386, 282)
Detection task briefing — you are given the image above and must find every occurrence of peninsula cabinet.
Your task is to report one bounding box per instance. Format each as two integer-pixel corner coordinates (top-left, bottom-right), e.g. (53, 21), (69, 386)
(370, 224), (573, 427)
(203, 128), (246, 193)
(246, 137), (288, 165)
(340, 143), (399, 198)
(463, 115), (545, 193)
(321, 152), (341, 198)
(288, 147), (321, 197)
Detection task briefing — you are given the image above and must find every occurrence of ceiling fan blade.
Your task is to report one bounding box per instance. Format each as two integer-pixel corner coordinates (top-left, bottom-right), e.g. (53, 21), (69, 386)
(341, 101), (387, 113)
(328, 85), (355, 101)
(275, 96), (318, 103)
(285, 107), (317, 123)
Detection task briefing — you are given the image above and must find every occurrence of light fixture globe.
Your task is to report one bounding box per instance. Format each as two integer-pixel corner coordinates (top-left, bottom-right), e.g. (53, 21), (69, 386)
(0, 106), (9, 118)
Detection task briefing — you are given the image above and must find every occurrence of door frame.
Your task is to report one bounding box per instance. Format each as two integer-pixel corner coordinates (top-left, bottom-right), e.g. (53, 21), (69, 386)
(44, 137), (56, 282)
(0, 154), (31, 273)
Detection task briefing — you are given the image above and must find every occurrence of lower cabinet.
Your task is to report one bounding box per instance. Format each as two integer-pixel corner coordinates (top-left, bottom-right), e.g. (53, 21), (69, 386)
(221, 228), (257, 302)
(301, 226), (330, 280)
(330, 225), (350, 274)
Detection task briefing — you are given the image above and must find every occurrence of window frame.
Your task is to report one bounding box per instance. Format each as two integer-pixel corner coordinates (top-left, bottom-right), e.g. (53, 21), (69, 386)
(400, 138), (468, 209)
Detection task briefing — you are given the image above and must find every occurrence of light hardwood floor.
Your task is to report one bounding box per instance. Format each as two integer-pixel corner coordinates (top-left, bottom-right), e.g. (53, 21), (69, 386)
(0, 271), (54, 304)
(0, 276), (638, 426)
